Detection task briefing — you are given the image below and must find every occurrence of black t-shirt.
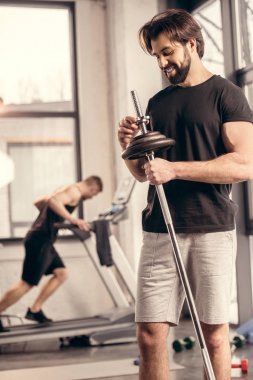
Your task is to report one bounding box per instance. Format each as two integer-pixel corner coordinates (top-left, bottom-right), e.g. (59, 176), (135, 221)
(142, 75), (253, 233)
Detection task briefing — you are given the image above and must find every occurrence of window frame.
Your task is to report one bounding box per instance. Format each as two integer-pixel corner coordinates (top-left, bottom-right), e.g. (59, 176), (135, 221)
(0, 0), (82, 242)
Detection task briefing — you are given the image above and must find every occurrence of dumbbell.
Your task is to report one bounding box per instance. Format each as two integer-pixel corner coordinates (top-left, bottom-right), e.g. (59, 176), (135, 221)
(172, 336), (195, 353)
(231, 358), (249, 374)
(231, 334), (246, 349)
(133, 357), (140, 366)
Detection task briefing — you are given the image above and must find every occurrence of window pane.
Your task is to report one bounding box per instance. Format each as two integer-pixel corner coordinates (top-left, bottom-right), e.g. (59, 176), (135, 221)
(238, 0), (253, 67)
(244, 82), (253, 108)
(0, 118), (77, 238)
(194, 0), (225, 76)
(0, 5), (73, 111)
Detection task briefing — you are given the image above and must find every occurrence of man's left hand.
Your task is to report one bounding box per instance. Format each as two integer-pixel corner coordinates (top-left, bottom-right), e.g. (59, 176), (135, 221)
(144, 158), (176, 185)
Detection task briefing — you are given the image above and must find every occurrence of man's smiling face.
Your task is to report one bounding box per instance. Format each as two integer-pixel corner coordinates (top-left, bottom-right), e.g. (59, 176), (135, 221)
(151, 33), (192, 85)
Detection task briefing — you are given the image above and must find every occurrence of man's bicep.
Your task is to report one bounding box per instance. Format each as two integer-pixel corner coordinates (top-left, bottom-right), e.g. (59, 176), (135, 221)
(222, 121), (253, 154)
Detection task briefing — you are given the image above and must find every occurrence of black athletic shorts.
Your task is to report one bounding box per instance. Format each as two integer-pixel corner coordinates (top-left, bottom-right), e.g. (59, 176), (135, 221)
(22, 232), (65, 286)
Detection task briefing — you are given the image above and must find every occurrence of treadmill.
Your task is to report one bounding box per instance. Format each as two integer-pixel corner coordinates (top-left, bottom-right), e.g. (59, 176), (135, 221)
(0, 177), (137, 347)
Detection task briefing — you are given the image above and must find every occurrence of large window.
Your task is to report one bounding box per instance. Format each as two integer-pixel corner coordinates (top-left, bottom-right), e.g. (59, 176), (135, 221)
(0, 2), (80, 239)
(194, 0), (225, 76)
(237, 0), (253, 68)
(0, 5), (74, 109)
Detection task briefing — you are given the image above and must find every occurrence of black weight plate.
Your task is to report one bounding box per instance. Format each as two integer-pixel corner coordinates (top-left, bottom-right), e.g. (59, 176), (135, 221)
(122, 137), (175, 160)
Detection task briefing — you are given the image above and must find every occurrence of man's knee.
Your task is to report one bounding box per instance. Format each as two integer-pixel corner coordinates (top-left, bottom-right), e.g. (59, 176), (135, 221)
(202, 323), (229, 351)
(20, 280), (33, 292)
(54, 268), (68, 283)
(137, 322), (169, 351)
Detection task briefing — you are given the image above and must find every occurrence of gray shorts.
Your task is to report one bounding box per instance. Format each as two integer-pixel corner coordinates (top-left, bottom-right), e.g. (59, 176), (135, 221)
(136, 230), (236, 325)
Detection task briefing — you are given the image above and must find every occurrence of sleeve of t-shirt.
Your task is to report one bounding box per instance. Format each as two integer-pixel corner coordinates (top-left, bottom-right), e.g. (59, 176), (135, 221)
(220, 81), (253, 123)
(145, 99), (153, 130)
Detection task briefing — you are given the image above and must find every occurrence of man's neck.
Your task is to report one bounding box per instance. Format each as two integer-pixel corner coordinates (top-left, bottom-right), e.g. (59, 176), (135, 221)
(178, 61), (213, 87)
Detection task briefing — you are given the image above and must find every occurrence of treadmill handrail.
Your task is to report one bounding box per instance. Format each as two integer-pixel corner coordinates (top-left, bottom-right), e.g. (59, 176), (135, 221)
(54, 223), (92, 241)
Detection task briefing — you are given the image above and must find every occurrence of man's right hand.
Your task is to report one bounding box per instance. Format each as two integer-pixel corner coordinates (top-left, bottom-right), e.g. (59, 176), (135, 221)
(118, 116), (140, 150)
(69, 217), (91, 231)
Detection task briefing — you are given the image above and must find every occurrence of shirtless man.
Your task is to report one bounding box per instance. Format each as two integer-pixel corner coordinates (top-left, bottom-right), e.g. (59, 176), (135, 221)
(0, 175), (103, 329)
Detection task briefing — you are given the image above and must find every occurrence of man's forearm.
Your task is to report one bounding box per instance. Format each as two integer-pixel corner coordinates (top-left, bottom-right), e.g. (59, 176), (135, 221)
(173, 152), (253, 184)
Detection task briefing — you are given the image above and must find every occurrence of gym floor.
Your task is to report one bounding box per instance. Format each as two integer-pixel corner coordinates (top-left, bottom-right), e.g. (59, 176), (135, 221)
(0, 318), (252, 379)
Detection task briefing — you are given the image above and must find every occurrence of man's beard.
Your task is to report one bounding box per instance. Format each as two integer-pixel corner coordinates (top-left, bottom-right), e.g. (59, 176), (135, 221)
(165, 48), (191, 85)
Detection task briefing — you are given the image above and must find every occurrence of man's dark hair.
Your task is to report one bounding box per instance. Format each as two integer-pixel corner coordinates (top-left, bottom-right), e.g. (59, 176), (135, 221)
(139, 8), (204, 58)
(85, 175), (103, 192)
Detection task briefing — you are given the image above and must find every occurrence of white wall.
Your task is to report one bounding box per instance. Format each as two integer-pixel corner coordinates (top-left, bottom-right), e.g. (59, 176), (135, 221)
(75, 0), (115, 220)
(106, 0), (163, 270)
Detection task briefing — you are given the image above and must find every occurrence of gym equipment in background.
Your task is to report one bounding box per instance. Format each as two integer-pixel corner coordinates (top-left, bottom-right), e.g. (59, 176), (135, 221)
(230, 334), (249, 375)
(231, 335), (246, 351)
(172, 336), (196, 353)
(231, 358), (249, 374)
(0, 176), (137, 347)
(122, 90), (215, 380)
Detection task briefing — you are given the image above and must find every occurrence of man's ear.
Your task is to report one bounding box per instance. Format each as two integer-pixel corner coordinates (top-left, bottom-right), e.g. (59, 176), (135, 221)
(188, 38), (197, 52)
